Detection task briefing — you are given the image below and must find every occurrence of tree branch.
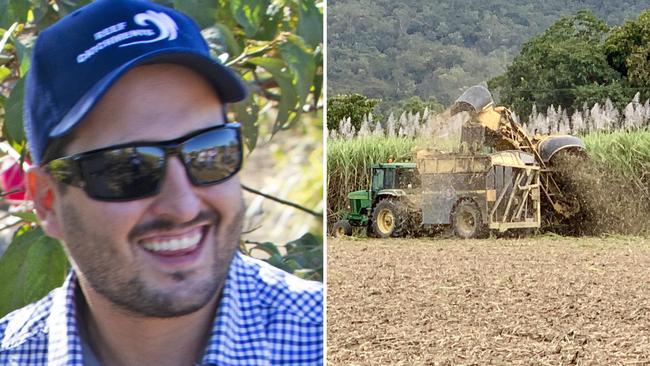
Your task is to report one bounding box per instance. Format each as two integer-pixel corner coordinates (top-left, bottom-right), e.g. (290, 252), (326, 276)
(0, 219), (24, 232)
(241, 183), (322, 219)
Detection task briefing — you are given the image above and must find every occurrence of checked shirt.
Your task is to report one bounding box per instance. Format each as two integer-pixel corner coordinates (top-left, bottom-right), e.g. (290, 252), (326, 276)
(0, 252), (323, 365)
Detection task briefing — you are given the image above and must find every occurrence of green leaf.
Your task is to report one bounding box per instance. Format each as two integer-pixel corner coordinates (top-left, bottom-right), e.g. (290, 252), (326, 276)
(8, 139), (25, 159)
(279, 34), (315, 108)
(30, 0), (53, 28)
(0, 1), (8, 26)
(0, 65), (10, 83)
(9, 0), (30, 23)
(311, 47), (322, 106)
(0, 226), (69, 317)
(292, 268), (317, 280)
(230, 0), (264, 37)
(249, 241), (282, 257)
(265, 253), (289, 272)
(296, 0), (322, 48)
(5, 76), (25, 144)
(11, 36), (30, 77)
(282, 258), (300, 271)
(174, 0), (219, 29)
(231, 96), (259, 153)
(212, 24), (242, 58)
(284, 232), (322, 278)
(248, 56), (297, 131)
(12, 211), (38, 223)
(251, 2), (281, 41)
(286, 232), (321, 249)
(246, 234), (322, 281)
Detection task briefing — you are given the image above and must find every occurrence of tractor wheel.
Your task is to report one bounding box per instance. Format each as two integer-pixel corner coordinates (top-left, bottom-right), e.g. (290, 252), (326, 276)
(333, 220), (353, 237)
(452, 200), (486, 239)
(371, 199), (406, 238)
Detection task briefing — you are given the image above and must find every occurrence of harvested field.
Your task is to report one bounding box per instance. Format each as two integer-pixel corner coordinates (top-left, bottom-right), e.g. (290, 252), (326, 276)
(328, 236), (650, 365)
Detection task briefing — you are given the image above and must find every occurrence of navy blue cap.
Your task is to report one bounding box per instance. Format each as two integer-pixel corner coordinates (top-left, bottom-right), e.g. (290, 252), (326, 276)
(24, 0), (247, 164)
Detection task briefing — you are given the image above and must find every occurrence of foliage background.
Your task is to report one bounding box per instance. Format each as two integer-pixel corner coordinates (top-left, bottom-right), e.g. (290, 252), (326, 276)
(0, 0), (323, 317)
(489, 10), (650, 119)
(327, 0), (648, 119)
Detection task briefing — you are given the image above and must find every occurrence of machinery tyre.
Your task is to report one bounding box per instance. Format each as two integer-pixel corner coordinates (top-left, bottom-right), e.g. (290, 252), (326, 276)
(365, 224), (378, 238)
(452, 200), (486, 239)
(333, 220), (353, 237)
(371, 199), (407, 238)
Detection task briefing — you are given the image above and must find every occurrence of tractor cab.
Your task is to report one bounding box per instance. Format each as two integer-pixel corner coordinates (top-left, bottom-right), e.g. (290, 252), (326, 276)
(370, 163), (420, 193)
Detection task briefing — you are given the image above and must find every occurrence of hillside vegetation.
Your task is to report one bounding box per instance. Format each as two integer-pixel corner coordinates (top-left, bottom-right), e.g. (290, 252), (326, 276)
(328, 0), (648, 109)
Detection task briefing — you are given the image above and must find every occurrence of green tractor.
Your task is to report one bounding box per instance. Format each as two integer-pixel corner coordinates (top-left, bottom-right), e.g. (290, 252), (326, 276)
(333, 162), (421, 238)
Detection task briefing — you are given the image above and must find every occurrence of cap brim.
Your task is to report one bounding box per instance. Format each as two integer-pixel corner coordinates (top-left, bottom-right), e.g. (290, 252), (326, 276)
(50, 48), (247, 138)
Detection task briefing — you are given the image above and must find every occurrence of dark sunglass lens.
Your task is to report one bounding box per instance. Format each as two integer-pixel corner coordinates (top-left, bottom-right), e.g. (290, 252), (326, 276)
(183, 128), (242, 184)
(79, 147), (165, 200)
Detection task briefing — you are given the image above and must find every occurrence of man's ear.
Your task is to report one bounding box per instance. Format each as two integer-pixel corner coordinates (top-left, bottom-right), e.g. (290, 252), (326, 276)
(26, 167), (62, 239)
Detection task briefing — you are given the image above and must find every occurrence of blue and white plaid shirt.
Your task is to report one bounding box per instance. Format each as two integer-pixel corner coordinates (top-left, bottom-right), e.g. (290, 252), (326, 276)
(0, 252), (323, 365)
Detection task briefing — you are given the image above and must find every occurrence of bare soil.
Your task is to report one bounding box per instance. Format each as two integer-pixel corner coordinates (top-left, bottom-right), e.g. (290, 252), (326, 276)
(328, 236), (650, 365)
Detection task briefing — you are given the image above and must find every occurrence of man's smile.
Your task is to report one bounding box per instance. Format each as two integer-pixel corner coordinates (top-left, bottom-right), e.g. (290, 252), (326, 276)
(140, 226), (205, 254)
(136, 225), (211, 267)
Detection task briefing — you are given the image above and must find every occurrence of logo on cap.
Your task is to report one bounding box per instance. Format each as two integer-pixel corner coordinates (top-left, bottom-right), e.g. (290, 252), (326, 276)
(76, 10), (179, 64)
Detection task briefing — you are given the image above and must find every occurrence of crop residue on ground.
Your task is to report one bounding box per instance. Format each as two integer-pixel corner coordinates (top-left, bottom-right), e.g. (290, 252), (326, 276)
(328, 237), (650, 365)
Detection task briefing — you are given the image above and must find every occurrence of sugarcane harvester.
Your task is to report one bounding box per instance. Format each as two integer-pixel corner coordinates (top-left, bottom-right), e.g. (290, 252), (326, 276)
(332, 86), (586, 239)
(450, 85), (586, 221)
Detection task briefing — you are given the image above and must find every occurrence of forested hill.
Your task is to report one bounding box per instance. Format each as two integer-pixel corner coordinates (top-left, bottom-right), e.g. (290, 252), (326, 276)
(327, 0), (648, 107)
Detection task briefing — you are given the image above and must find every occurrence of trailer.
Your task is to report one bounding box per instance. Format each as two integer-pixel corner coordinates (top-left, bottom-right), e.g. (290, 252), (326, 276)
(415, 149), (541, 238)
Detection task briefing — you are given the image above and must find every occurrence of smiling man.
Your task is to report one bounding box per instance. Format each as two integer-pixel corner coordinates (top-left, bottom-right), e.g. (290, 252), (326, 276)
(0, 1), (323, 365)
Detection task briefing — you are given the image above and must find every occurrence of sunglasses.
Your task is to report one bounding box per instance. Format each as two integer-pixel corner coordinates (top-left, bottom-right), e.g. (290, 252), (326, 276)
(45, 123), (242, 201)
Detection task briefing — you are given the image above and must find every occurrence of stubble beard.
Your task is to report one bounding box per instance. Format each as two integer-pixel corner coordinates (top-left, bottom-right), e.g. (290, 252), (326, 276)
(60, 199), (245, 318)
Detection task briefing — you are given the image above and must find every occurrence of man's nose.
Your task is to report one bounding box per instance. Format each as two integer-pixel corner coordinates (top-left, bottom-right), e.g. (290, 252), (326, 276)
(148, 157), (201, 222)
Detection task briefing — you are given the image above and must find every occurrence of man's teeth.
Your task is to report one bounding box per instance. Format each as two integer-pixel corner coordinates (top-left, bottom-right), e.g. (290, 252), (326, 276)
(141, 232), (202, 252)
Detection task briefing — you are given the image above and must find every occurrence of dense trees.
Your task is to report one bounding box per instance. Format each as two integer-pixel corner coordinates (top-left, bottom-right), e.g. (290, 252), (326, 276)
(328, 0), (647, 111)
(392, 95), (444, 116)
(490, 9), (650, 118)
(605, 11), (650, 88)
(327, 94), (379, 130)
(489, 11), (618, 117)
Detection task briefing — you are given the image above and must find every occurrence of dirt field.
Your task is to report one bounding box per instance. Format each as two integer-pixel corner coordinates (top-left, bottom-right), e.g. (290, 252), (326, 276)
(328, 236), (650, 365)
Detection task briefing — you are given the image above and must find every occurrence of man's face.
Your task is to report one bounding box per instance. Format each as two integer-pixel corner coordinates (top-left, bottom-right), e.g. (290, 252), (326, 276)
(46, 64), (244, 317)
